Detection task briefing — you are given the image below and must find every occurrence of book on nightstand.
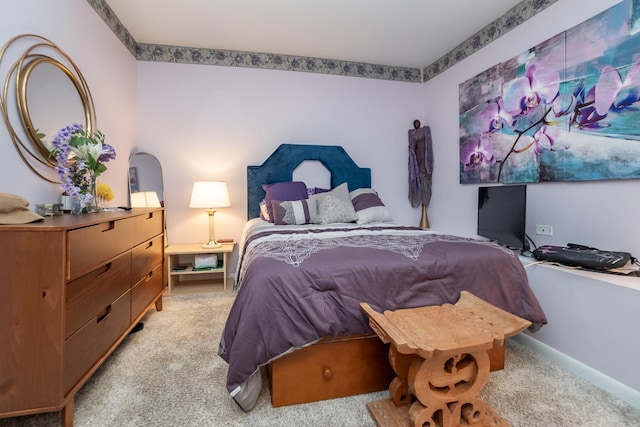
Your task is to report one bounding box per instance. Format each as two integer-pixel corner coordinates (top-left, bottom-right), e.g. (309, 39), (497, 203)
(192, 266), (215, 271)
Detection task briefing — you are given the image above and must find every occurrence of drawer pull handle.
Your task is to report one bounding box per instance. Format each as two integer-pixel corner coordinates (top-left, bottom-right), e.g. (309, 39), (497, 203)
(145, 271), (154, 282)
(101, 221), (116, 232)
(147, 212), (154, 219)
(323, 368), (333, 381)
(146, 241), (154, 249)
(97, 305), (112, 323)
(97, 263), (112, 277)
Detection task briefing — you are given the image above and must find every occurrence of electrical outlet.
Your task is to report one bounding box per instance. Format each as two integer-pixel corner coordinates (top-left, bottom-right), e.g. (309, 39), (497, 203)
(536, 224), (553, 236)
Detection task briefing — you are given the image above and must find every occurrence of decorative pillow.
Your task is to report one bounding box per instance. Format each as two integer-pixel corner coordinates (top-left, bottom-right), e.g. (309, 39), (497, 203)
(271, 198), (318, 225)
(259, 199), (270, 222)
(309, 182), (351, 206)
(306, 187), (330, 197)
(317, 194), (358, 224)
(350, 188), (393, 225)
(313, 187), (330, 194)
(261, 181), (308, 223)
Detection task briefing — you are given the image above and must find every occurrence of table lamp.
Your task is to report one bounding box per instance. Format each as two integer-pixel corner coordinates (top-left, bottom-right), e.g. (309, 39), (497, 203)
(189, 181), (231, 248)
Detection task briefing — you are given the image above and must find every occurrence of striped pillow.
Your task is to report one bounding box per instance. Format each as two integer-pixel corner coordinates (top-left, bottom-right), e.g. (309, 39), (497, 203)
(350, 188), (393, 224)
(271, 198), (318, 225)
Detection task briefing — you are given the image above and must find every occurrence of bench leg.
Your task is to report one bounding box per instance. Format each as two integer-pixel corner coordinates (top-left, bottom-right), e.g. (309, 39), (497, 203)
(368, 348), (510, 427)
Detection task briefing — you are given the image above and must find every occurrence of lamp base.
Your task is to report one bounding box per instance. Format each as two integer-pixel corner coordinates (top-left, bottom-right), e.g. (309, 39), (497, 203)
(202, 240), (223, 249)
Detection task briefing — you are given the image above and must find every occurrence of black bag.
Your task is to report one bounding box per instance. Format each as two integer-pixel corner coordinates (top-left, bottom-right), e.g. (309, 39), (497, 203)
(532, 244), (633, 270)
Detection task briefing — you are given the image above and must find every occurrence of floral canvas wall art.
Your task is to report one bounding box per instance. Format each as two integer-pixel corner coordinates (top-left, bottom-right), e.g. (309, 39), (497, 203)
(459, 0), (640, 184)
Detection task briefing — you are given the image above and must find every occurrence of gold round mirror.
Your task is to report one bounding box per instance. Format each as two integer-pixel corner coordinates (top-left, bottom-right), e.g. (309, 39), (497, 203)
(0, 34), (96, 182)
(18, 56), (93, 161)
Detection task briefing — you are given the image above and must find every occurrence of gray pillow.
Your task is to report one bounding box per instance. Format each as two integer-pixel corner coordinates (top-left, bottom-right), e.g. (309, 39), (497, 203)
(317, 195), (357, 224)
(309, 182), (351, 206)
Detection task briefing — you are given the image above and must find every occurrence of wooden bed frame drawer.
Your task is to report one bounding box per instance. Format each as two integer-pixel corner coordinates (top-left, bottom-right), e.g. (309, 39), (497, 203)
(63, 291), (131, 394)
(131, 210), (163, 246)
(268, 334), (395, 407)
(68, 217), (135, 280)
(65, 254), (131, 339)
(131, 264), (163, 321)
(131, 235), (163, 285)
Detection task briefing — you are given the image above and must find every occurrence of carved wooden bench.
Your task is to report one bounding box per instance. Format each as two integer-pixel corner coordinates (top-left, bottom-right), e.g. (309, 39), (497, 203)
(360, 291), (532, 427)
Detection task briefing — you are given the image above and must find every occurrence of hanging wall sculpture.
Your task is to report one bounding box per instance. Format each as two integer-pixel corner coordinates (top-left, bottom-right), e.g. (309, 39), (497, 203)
(459, 0), (640, 184)
(408, 120), (433, 229)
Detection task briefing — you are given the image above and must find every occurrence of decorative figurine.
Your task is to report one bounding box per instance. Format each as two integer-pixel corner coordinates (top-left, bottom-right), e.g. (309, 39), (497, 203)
(408, 120), (434, 228)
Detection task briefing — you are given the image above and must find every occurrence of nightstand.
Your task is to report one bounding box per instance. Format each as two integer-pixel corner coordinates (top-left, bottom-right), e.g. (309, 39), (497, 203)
(165, 242), (236, 294)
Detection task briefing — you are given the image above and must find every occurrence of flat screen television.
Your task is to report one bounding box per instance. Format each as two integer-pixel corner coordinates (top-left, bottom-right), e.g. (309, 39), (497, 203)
(477, 185), (528, 251)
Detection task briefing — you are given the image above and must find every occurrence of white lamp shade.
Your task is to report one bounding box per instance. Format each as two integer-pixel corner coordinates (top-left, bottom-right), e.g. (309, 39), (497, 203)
(189, 181), (231, 209)
(130, 191), (161, 208)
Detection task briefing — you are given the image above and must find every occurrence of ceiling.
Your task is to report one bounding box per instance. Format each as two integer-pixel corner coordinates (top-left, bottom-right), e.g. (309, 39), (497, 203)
(105, 0), (525, 70)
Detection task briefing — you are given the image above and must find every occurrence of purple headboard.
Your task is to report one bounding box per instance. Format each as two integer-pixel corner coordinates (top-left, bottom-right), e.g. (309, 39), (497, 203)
(247, 144), (371, 219)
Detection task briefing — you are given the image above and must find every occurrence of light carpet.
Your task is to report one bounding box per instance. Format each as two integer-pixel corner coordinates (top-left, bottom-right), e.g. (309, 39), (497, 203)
(2, 291), (639, 427)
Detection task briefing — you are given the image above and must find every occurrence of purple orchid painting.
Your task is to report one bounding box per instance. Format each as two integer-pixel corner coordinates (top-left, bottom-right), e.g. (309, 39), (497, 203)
(459, 0), (640, 184)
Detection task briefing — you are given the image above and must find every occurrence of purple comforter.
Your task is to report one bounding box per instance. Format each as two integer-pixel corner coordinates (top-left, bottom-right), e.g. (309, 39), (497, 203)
(218, 220), (547, 410)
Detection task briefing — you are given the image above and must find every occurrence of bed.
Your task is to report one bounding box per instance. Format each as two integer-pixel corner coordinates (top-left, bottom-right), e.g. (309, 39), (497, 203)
(218, 144), (547, 411)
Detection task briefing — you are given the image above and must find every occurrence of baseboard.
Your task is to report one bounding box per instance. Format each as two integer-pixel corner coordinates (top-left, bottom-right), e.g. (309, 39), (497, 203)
(513, 334), (640, 410)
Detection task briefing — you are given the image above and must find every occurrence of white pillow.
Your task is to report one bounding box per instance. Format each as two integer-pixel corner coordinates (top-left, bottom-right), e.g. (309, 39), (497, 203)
(350, 188), (393, 224)
(259, 199), (270, 221)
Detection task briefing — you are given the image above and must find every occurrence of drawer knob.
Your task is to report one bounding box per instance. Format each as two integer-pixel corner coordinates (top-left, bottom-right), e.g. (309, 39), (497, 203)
(323, 368), (333, 381)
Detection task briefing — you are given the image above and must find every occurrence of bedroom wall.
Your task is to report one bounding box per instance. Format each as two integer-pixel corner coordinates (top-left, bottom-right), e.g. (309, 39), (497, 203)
(3, 2), (634, 269)
(421, 0), (640, 401)
(0, 0), (137, 208)
(134, 0), (639, 261)
(136, 62), (425, 250)
(423, 0), (638, 256)
(1, 0), (637, 407)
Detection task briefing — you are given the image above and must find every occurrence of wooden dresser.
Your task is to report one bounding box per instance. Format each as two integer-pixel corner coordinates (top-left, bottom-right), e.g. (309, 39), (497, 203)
(0, 208), (165, 426)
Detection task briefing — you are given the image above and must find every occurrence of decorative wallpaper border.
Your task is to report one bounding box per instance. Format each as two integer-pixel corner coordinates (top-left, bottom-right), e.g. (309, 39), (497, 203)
(87, 0), (557, 83)
(85, 0), (137, 57)
(135, 43), (422, 82)
(422, 0), (558, 81)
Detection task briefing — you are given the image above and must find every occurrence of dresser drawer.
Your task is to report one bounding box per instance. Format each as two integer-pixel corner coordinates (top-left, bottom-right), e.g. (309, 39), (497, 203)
(68, 218), (135, 280)
(63, 290), (131, 394)
(131, 210), (163, 247)
(132, 264), (163, 320)
(65, 254), (131, 339)
(131, 235), (163, 285)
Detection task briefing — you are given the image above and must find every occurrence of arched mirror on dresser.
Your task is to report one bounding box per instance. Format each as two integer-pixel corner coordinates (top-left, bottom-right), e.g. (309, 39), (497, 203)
(129, 152), (167, 245)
